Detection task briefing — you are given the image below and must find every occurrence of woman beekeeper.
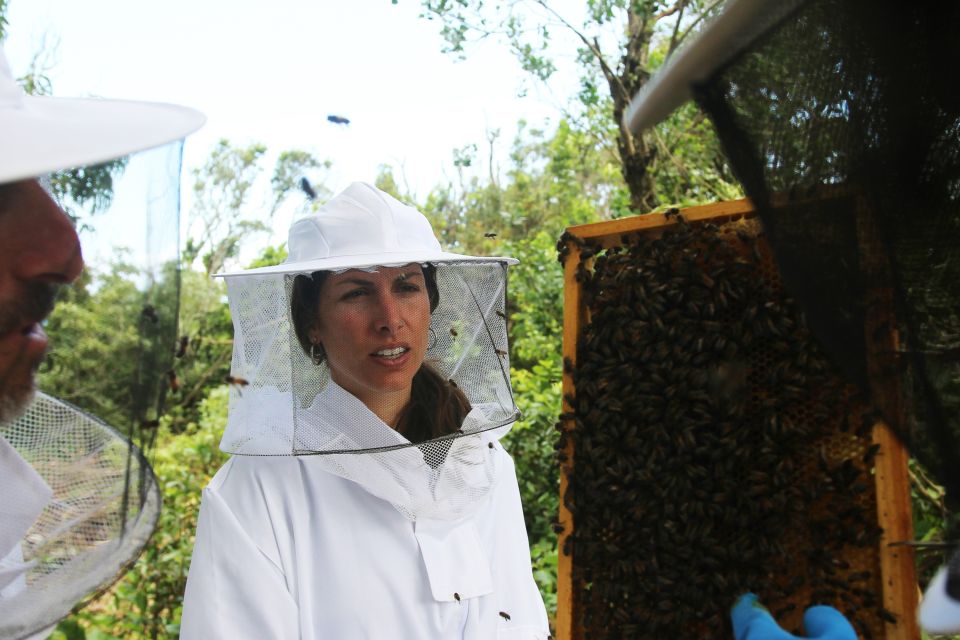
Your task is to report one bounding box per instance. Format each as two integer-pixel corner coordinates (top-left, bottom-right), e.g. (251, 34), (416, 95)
(180, 182), (550, 639)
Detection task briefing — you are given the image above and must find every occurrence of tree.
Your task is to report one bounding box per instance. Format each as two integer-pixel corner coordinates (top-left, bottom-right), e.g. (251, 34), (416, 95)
(418, 0), (729, 212)
(183, 139), (329, 275)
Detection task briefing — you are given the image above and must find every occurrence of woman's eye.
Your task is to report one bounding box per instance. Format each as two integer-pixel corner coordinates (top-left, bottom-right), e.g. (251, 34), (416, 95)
(341, 289), (367, 300)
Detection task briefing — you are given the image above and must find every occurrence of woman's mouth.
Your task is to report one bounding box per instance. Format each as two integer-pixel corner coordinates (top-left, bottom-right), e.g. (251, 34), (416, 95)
(373, 347), (409, 360)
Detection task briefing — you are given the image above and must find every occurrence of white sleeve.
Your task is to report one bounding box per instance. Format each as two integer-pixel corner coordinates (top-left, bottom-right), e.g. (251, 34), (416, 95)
(180, 485), (299, 640)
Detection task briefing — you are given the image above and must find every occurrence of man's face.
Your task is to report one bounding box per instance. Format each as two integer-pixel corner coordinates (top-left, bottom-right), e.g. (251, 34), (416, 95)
(0, 180), (83, 422)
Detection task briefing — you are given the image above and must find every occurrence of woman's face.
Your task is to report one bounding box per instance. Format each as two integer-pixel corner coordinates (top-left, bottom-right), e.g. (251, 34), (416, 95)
(311, 264), (431, 412)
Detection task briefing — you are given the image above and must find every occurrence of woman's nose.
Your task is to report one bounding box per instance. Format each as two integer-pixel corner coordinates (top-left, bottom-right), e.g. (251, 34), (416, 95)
(8, 181), (83, 285)
(374, 293), (405, 332)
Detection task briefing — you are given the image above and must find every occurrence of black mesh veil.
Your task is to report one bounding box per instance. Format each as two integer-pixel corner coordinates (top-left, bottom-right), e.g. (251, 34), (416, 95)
(685, 0), (960, 523)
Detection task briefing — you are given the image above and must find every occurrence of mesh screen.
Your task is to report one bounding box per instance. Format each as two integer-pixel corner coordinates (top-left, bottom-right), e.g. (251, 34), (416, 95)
(693, 0), (960, 520)
(222, 261), (517, 455)
(220, 261), (518, 520)
(42, 142), (185, 453)
(0, 393), (161, 639)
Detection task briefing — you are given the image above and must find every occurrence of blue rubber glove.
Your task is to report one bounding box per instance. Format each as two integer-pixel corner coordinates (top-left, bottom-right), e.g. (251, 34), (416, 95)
(731, 593), (857, 640)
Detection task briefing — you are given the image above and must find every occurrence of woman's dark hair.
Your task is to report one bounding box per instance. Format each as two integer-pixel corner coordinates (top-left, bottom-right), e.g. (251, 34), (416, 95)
(289, 264), (470, 443)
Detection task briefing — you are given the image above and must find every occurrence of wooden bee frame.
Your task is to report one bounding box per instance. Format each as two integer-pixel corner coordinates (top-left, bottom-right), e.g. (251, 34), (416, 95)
(557, 197), (917, 639)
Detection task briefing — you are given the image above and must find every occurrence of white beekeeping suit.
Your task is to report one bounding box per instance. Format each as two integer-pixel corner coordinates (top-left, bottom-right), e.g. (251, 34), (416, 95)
(181, 182), (550, 639)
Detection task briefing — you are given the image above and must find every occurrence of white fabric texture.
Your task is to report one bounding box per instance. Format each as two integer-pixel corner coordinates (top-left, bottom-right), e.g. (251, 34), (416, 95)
(920, 563), (960, 634)
(215, 182), (516, 277)
(277, 381), (506, 521)
(0, 435), (52, 582)
(180, 442), (550, 639)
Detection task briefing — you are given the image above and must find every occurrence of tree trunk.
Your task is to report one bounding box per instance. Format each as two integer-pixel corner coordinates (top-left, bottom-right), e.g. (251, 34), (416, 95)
(613, 100), (659, 213)
(609, 8), (660, 213)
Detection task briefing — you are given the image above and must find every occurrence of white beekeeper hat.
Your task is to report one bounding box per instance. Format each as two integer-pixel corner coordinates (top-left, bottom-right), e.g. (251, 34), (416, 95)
(0, 47), (204, 183)
(219, 181), (517, 277)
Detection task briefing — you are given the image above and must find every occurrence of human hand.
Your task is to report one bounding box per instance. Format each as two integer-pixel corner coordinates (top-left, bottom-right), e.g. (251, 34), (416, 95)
(731, 593), (856, 640)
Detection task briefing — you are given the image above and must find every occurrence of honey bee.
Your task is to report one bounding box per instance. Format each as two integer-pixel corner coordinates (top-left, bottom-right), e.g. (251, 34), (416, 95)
(175, 335), (190, 358)
(227, 376), (250, 396)
(450, 327), (458, 337)
(484, 232), (497, 238)
(167, 370), (180, 392)
(141, 304), (159, 324)
(495, 310), (506, 319)
(498, 611), (511, 621)
(141, 419), (160, 430)
(495, 349), (507, 359)
(453, 592), (461, 603)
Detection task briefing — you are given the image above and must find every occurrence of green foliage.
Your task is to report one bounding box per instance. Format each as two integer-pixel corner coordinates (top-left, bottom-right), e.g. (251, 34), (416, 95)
(38, 257), (164, 432)
(374, 164), (412, 202)
(270, 150), (331, 215)
(502, 359), (562, 619)
(58, 387), (230, 639)
(0, 0), (8, 41)
(186, 139), (269, 275)
(185, 139), (329, 275)
(417, 0), (736, 211)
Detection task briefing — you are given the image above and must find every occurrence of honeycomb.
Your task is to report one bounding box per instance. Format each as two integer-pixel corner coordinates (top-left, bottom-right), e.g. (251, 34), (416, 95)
(557, 212), (900, 639)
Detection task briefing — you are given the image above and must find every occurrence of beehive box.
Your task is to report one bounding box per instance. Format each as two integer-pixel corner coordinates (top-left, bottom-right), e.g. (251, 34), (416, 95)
(555, 197), (918, 639)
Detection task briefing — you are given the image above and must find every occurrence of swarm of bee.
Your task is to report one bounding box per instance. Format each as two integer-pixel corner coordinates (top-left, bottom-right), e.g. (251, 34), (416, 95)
(558, 215), (892, 639)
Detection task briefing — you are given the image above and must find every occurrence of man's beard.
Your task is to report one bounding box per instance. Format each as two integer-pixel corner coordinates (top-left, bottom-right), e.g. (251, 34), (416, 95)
(0, 380), (37, 424)
(0, 282), (58, 424)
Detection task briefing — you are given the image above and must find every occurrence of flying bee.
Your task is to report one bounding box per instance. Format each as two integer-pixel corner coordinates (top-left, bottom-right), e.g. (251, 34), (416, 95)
(495, 349), (507, 359)
(495, 310), (506, 319)
(175, 335), (190, 358)
(448, 379), (459, 389)
(299, 177), (317, 201)
(450, 327), (458, 337)
(167, 369), (180, 392)
(141, 304), (159, 323)
(484, 232), (497, 238)
(227, 376), (250, 395)
(453, 593), (461, 603)
(498, 611), (511, 621)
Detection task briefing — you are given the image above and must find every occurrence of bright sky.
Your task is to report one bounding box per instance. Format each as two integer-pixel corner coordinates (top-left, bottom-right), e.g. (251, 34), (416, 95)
(3, 0), (588, 268)
(3, 0), (582, 200)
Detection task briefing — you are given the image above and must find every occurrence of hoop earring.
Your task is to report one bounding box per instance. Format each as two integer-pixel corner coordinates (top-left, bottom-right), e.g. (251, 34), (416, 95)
(310, 343), (325, 365)
(427, 327), (437, 351)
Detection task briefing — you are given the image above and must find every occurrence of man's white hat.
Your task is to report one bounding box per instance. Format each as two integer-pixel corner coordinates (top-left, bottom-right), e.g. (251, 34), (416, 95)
(0, 46), (205, 183)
